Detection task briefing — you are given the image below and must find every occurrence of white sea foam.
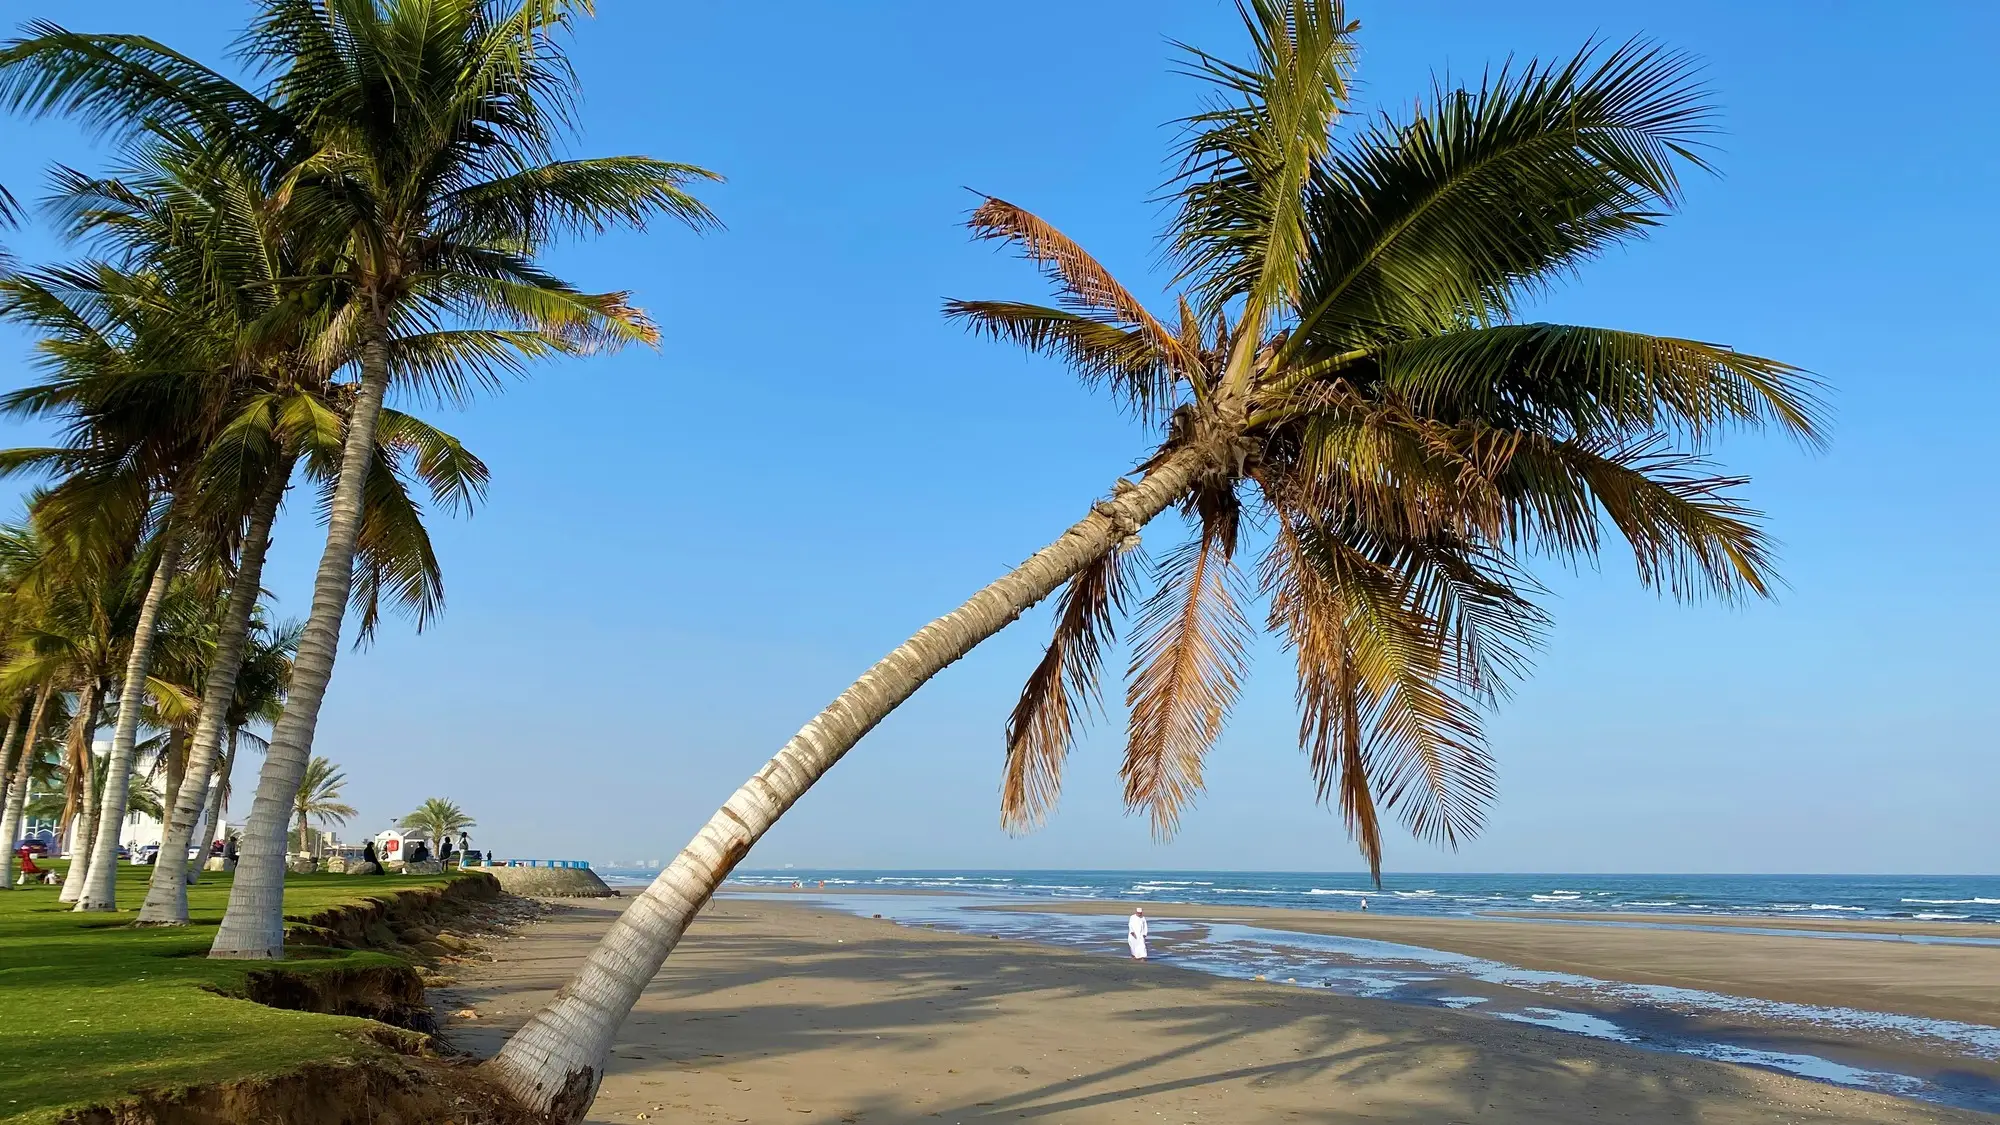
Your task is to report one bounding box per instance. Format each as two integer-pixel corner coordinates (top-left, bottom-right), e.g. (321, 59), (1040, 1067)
(1914, 913), (1971, 921)
(1531, 893), (1584, 902)
(1903, 897), (2000, 905)
(1809, 904), (1866, 912)
(1308, 889), (1370, 896)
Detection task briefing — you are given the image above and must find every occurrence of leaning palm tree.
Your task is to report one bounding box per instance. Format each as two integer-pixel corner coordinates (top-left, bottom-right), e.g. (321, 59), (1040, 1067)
(288, 756), (354, 860)
(397, 797), (474, 847)
(490, 6), (1820, 1116)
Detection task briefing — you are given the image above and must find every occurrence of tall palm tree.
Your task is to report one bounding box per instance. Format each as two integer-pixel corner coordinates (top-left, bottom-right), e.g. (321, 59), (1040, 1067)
(490, 6), (1820, 1116)
(0, 0), (710, 941)
(397, 797), (474, 847)
(288, 756), (353, 860)
(181, 615), (297, 890)
(0, 0), (711, 957)
(0, 683), (54, 889)
(0, 507), (165, 901)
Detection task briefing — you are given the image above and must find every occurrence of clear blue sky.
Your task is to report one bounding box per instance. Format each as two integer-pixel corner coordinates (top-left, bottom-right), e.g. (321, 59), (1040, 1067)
(1, 2), (1993, 874)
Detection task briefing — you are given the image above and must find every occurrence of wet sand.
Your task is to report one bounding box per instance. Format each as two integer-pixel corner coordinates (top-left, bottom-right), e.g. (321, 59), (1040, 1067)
(998, 901), (2000, 1027)
(438, 896), (1992, 1124)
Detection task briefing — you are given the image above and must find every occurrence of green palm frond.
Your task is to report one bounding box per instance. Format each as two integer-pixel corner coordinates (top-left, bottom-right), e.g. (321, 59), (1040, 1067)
(1373, 323), (1826, 447)
(436, 157), (721, 244)
(1170, 0), (1358, 331)
(0, 23), (291, 151)
(1286, 39), (1711, 354)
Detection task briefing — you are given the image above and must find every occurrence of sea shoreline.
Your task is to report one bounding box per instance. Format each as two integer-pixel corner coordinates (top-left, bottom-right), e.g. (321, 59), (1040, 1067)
(437, 892), (2000, 1123)
(963, 899), (2000, 1025)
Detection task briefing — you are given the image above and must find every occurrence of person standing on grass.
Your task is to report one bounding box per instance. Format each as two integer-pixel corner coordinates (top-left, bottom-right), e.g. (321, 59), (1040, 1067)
(1127, 908), (1149, 960)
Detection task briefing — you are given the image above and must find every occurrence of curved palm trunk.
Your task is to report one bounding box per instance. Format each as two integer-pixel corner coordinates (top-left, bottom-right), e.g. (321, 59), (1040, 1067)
(79, 537), (185, 910)
(210, 334), (390, 958)
(186, 728), (238, 886)
(58, 681), (105, 903)
(489, 447), (1209, 1120)
(140, 458), (292, 922)
(0, 706), (24, 891)
(0, 685), (54, 891)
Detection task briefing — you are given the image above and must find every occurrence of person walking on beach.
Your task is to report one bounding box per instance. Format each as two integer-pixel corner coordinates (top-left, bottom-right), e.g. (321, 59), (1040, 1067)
(1127, 907), (1149, 960)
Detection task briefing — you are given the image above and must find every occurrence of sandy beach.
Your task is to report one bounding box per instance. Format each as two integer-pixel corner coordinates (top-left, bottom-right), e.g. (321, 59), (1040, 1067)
(437, 895), (1996, 1123)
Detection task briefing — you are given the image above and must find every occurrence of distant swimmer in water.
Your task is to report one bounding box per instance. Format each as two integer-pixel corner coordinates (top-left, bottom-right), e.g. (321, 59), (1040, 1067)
(1359, 898), (1368, 911)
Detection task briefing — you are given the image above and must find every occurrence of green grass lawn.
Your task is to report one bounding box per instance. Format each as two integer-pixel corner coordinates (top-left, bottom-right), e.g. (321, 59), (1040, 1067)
(0, 861), (469, 1125)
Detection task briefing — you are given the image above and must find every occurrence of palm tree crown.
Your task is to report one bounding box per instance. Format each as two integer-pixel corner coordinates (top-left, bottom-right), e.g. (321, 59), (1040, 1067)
(947, 3), (1820, 875)
(290, 755), (354, 855)
(398, 797), (474, 843)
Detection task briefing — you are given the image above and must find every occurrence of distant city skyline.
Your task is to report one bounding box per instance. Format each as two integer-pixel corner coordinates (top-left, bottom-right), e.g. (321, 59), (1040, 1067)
(1, 0), (1993, 875)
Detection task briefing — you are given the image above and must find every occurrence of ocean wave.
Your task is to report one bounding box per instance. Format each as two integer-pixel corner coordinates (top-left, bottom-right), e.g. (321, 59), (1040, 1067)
(1903, 897), (2000, 905)
(1211, 888), (1287, 895)
(1809, 904), (1866, 912)
(1913, 913), (1971, 921)
(1308, 889), (1370, 897)
(1393, 890), (1438, 897)
(1531, 893), (1584, 902)
(1623, 901), (1676, 907)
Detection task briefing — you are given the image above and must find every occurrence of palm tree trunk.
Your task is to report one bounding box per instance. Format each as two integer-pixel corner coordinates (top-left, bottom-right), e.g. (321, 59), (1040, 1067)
(210, 326), (391, 958)
(161, 725), (187, 817)
(140, 456), (292, 922)
(78, 536), (185, 911)
(0, 705), (24, 891)
(489, 447), (1210, 1119)
(59, 680), (105, 903)
(1, 684), (54, 891)
(186, 728), (238, 886)
(0, 706), (22, 817)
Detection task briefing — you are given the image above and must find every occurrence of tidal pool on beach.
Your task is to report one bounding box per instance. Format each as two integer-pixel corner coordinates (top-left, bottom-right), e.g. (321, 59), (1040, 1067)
(730, 890), (2000, 1115)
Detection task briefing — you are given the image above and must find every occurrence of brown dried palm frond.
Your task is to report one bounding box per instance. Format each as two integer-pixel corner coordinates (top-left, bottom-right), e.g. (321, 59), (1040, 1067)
(1260, 493), (1534, 879)
(942, 299), (1180, 413)
(966, 197), (1199, 376)
(999, 542), (1141, 832)
(1122, 496), (1253, 838)
(1263, 512), (1383, 870)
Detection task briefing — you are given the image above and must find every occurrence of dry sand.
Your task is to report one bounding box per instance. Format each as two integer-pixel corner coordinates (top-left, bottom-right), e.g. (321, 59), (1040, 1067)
(1000, 901), (2000, 1026)
(438, 896), (1994, 1124)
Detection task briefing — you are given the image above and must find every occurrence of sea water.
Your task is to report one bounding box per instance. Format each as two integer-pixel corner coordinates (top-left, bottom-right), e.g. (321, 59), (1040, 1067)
(609, 869), (2000, 925)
